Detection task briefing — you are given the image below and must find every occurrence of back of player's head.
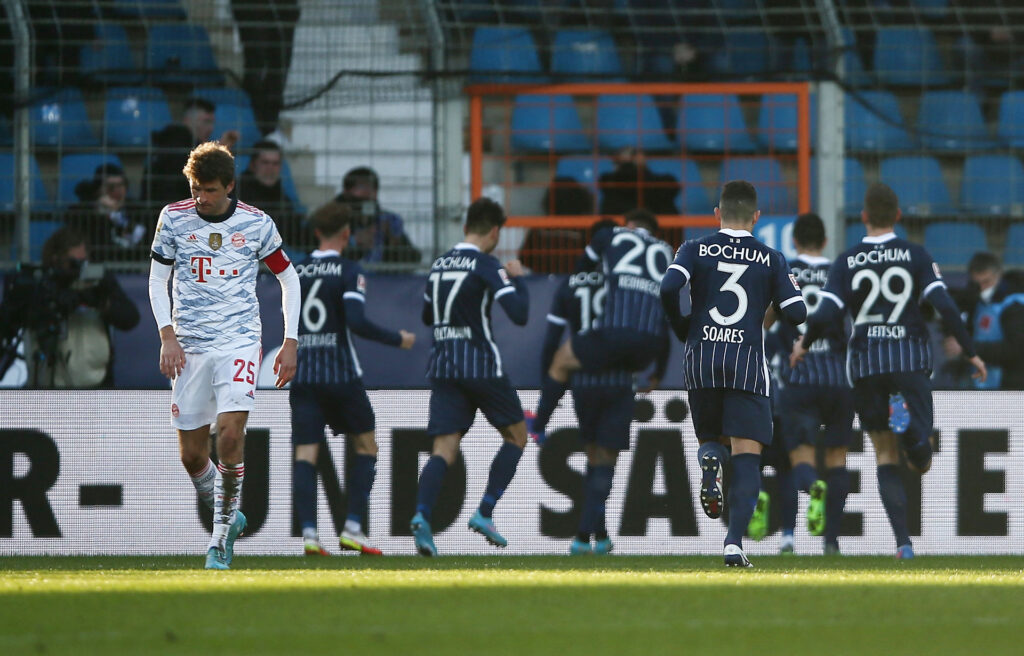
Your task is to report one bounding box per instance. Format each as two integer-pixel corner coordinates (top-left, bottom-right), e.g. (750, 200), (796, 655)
(310, 201), (352, 238)
(793, 212), (826, 249)
(464, 197), (506, 235)
(967, 251), (1001, 276)
(863, 182), (899, 228)
(718, 180), (758, 223)
(625, 208), (658, 232)
(183, 141), (235, 187)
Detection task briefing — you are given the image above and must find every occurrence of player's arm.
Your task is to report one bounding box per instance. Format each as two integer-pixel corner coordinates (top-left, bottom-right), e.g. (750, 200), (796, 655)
(659, 243), (692, 342)
(772, 252), (807, 327)
(263, 247), (300, 388)
(642, 329), (671, 392)
(792, 261), (843, 368)
(492, 259), (529, 326)
(924, 283), (986, 381)
(541, 285), (570, 374)
(345, 267), (413, 348)
(583, 225), (613, 266)
(148, 208), (185, 379)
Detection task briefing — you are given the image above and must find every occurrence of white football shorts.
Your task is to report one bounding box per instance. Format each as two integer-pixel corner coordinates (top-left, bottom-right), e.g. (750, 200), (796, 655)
(170, 343), (262, 430)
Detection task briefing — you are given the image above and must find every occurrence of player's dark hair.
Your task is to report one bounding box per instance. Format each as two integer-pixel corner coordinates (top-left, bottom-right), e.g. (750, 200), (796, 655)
(864, 182), (899, 227)
(309, 201), (352, 238)
(590, 218), (619, 237)
(464, 197), (506, 235)
(343, 166), (380, 192)
(183, 141), (235, 187)
(719, 180), (758, 223)
(793, 212), (825, 249)
(183, 97), (216, 114)
(41, 227), (86, 268)
(625, 208), (658, 231)
(967, 251), (1001, 276)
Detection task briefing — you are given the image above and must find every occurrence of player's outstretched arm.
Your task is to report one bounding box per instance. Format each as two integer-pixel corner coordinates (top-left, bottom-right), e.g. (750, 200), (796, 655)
(659, 264), (690, 342)
(344, 296), (405, 347)
(495, 259), (529, 326)
(926, 285), (986, 382)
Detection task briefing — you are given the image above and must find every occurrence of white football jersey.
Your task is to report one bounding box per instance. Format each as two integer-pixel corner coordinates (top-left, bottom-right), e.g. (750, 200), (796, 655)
(151, 198), (284, 352)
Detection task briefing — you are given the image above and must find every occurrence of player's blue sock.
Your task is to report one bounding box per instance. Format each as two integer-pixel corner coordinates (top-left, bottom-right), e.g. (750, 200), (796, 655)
(824, 466), (850, 545)
(479, 442), (524, 518)
(792, 462), (817, 493)
(533, 374), (568, 434)
(293, 460), (317, 533)
(579, 464), (615, 537)
(415, 455), (449, 522)
(725, 453), (761, 547)
(779, 466), (798, 533)
(877, 464), (911, 547)
(346, 454), (376, 526)
(697, 441), (730, 468)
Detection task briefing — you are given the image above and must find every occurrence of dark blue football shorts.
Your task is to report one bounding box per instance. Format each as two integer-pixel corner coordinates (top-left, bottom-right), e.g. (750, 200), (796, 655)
(852, 370), (932, 441)
(427, 376), (524, 437)
(572, 328), (662, 374)
(290, 381), (375, 444)
(688, 387), (774, 446)
(778, 383), (856, 452)
(572, 384), (634, 451)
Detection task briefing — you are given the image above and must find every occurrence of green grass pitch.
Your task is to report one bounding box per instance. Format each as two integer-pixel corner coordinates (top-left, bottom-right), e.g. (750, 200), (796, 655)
(1, 555), (1022, 655)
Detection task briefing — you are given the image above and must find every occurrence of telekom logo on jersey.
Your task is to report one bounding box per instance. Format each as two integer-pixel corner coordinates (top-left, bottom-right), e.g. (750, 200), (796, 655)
(190, 256), (238, 283)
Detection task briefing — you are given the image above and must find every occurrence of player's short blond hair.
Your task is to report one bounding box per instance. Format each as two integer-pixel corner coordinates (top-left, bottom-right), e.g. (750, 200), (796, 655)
(182, 141), (235, 188)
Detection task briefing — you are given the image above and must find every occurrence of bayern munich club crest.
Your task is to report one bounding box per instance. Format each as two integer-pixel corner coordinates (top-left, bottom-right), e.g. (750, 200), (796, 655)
(231, 232), (246, 248)
(209, 233), (222, 250)
(171, 403), (180, 418)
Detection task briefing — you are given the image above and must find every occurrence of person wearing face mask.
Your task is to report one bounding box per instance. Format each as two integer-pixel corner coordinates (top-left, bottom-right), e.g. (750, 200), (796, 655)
(67, 164), (148, 262)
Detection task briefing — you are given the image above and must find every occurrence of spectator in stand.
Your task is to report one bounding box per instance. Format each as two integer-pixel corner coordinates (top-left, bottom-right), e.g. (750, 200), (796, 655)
(181, 97), (241, 151)
(945, 252), (1024, 390)
(334, 167), (420, 265)
(66, 164), (148, 262)
(598, 148), (677, 217)
(519, 176), (594, 274)
(950, 1), (1024, 99)
(236, 140), (307, 248)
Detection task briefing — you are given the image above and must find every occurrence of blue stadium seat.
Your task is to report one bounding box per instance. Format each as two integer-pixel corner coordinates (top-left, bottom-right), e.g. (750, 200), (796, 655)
(0, 152), (51, 211)
(30, 88), (98, 147)
(720, 157), (794, 214)
(29, 220), (63, 262)
(880, 157), (956, 216)
(234, 154), (305, 214)
(873, 27), (950, 86)
(596, 94), (673, 151)
(111, 0), (186, 18)
(845, 91), (915, 151)
(0, 114), (12, 147)
(555, 156), (613, 206)
(924, 222), (987, 267)
(961, 156), (1024, 217)
(710, 31), (772, 77)
(194, 87), (262, 149)
(839, 28), (872, 87)
(551, 29), (625, 81)
(918, 91), (994, 151)
(57, 153), (125, 207)
(997, 91), (1024, 148)
(811, 157), (867, 217)
(646, 159), (713, 214)
(1004, 224), (1024, 266)
(469, 27), (546, 83)
(79, 23), (142, 85)
(678, 94), (757, 153)
(103, 87), (173, 148)
(757, 93), (817, 152)
(510, 95), (589, 152)
(844, 221), (907, 247)
(147, 24), (224, 86)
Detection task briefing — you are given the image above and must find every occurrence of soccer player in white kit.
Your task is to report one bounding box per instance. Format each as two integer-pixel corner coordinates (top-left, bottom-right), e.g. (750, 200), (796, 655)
(148, 142), (301, 569)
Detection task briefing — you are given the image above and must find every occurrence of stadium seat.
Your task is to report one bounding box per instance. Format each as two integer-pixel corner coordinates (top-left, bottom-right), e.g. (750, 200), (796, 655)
(469, 27), (546, 83)
(29, 219), (63, 262)
(646, 159), (713, 214)
(961, 156), (1024, 217)
(103, 87), (173, 148)
(997, 91), (1024, 148)
(811, 157), (867, 217)
(710, 31), (772, 78)
(720, 157), (795, 214)
(0, 114), (12, 147)
(845, 91), (915, 152)
(79, 23), (142, 85)
(678, 94), (757, 153)
(551, 29), (625, 81)
(57, 153), (125, 207)
(0, 152), (51, 211)
(510, 95), (589, 152)
(923, 222), (987, 268)
(30, 88), (98, 148)
(111, 0), (186, 18)
(193, 87), (262, 149)
(839, 28), (872, 87)
(880, 157), (956, 217)
(147, 24), (224, 86)
(555, 156), (613, 205)
(757, 93), (817, 152)
(917, 91), (994, 151)
(1004, 224), (1024, 266)
(845, 221), (907, 248)
(873, 27), (950, 86)
(596, 94), (673, 151)
(234, 154), (305, 214)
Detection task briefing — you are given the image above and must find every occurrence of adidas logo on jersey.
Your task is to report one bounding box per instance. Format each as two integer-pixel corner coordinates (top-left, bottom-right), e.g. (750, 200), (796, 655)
(187, 234), (199, 242)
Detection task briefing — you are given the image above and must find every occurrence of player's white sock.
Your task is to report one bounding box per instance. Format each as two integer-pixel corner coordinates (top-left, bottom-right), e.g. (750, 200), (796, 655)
(343, 519), (362, 535)
(209, 462), (245, 550)
(189, 459), (216, 511)
(302, 527), (319, 541)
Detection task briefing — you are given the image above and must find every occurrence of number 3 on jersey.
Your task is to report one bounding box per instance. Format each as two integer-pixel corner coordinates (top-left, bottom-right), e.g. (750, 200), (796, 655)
(429, 271), (468, 324)
(710, 262), (749, 326)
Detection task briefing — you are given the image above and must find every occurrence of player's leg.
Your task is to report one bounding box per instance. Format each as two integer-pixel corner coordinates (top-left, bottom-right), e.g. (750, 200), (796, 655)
(584, 444), (619, 555)
(471, 378), (528, 547)
(290, 384), (328, 555)
(171, 351), (218, 512)
(529, 337), (583, 441)
(178, 426), (215, 511)
(338, 430), (382, 555)
(895, 371), (935, 474)
(689, 388), (729, 519)
(577, 386), (629, 555)
(822, 389), (855, 555)
(721, 391), (773, 568)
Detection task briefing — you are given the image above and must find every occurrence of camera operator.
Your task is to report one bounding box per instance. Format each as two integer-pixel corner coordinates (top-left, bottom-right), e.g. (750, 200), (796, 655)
(334, 166), (420, 265)
(0, 228), (140, 388)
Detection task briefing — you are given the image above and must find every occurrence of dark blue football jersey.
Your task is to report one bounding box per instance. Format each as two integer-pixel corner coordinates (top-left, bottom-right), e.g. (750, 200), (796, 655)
(670, 228), (805, 396)
(425, 242), (526, 379)
(547, 271), (634, 390)
(818, 232), (946, 380)
(293, 251), (374, 385)
(585, 226), (673, 337)
(776, 254), (848, 387)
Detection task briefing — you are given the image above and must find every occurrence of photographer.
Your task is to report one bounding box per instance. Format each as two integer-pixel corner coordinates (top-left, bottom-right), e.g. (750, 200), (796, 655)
(65, 163), (148, 263)
(334, 166), (420, 265)
(0, 228), (140, 388)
